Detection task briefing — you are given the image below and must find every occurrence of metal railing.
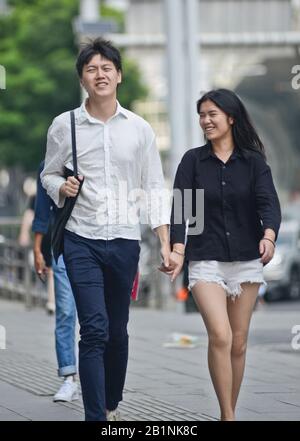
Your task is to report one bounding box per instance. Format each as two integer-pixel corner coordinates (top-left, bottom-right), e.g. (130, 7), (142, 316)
(0, 218), (173, 310)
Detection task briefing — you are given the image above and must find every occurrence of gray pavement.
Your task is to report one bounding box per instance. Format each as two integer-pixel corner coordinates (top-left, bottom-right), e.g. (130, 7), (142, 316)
(0, 298), (300, 421)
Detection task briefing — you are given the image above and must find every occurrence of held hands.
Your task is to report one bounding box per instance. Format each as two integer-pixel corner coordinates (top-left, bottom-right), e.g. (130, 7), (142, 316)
(60, 175), (83, 198)
(158, 245), (185, 282)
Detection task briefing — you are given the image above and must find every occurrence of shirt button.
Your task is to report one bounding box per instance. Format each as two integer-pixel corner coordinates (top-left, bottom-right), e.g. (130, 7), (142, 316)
(222, 165), (226, 169)
(222, 181), (226, 186)
(226, 231), (230, 236)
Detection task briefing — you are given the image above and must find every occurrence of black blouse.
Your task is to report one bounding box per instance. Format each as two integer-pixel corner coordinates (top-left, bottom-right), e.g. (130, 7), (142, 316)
(170, 144), (281, 262)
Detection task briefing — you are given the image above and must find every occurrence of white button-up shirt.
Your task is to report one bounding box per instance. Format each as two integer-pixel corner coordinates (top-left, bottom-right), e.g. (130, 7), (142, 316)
(41, 100), (170, 240)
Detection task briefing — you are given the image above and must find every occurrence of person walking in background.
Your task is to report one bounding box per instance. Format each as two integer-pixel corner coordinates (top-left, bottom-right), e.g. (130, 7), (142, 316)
(162, 89), (281, 421)
(41, 38), (170, 421)
(18, 189), (55, 315)
(32, 161), (78, 402)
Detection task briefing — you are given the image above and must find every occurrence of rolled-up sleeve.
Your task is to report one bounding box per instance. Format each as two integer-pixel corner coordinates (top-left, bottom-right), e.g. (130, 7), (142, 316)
(254, 156), (281, 240)
(141, 128), (170, 230)
(41, 118), (67, 208)
(32, 162), (52, 234)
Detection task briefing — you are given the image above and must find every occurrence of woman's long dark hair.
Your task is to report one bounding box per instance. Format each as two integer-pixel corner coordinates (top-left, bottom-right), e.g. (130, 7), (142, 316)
(196, 89), (266, 158)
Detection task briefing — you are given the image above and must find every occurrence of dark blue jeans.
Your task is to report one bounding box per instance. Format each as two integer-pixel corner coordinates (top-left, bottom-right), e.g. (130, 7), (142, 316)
(63, 230), (140, 421)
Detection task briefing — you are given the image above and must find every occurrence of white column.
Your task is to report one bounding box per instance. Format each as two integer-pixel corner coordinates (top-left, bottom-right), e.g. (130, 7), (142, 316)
(185, 0), (202, 149)
(164, 0), (203, 181)
(80, 0), (100, 22)
(79, 0), (101, 102)
(292, 0), (300, 30)
(164, 0), (187, 181)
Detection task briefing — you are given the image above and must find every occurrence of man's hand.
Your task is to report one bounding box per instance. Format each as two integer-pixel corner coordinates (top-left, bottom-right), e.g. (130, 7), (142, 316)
(160, 242), (171, 269)
(60, 176), (83, 198)
(154, 225), (172, 274)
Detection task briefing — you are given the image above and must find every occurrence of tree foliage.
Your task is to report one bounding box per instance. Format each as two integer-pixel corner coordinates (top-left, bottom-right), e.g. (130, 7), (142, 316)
(0, 0), (147, 170)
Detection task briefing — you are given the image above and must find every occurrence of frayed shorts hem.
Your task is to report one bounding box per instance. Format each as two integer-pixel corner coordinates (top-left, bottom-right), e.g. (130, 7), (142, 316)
(188, 259), (266, 301)
(188, 278), (266, 300)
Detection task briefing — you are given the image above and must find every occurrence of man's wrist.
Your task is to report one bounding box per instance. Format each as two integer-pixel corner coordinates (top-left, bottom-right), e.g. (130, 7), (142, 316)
(59, 182), (66, 196)
(154, 225), (169, 245)
(160, 237), (170, 246)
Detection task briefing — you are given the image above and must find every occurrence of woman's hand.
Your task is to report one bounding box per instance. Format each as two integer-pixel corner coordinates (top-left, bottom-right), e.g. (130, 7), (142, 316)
(259, 238), (275, 264)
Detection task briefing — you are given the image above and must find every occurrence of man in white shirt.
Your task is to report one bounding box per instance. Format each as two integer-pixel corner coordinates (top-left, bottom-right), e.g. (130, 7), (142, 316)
(41, 38), (170, 421)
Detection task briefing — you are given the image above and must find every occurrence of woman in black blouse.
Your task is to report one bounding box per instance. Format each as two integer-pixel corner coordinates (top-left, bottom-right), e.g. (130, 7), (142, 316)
(162, 89), (281, 421)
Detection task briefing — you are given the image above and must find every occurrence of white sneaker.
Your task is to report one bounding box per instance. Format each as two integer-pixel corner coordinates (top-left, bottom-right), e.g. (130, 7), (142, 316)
(53, 377), (79, 402)
(106, 409), (121, 421)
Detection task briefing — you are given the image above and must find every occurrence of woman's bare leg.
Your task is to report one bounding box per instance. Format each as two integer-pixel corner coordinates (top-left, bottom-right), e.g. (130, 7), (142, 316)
(227, 283), (260, 412)
(192, 282), (234, 421)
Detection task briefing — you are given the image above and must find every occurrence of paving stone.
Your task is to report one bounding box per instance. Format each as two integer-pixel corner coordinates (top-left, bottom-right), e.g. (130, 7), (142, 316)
(1, 298), (300, 421)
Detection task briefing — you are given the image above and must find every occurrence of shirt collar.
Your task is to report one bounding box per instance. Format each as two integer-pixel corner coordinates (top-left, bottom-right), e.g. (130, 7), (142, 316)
(198, 143), (247, 161)
(76, 99), (129, 125)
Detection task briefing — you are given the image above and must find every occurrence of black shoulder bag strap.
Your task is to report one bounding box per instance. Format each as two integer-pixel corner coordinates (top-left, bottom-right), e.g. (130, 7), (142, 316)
(52, 110), (83, 263)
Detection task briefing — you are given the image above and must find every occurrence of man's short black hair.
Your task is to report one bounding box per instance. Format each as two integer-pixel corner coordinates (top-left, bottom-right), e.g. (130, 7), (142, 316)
(76, 38), (122, 78)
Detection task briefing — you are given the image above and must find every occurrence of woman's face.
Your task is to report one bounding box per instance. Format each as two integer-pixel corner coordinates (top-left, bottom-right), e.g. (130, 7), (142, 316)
(199, 99), (234, 142)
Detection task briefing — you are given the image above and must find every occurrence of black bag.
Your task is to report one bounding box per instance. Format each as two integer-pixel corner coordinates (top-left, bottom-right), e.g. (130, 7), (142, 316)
(52, 110), (84, 263)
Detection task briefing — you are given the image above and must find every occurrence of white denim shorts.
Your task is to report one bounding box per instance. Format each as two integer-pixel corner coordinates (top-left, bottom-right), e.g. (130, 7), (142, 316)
(188, 259), (266, 300)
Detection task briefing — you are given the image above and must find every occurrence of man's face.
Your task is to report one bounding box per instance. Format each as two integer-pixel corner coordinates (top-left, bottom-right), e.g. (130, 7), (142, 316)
(81, 54), (122, 99)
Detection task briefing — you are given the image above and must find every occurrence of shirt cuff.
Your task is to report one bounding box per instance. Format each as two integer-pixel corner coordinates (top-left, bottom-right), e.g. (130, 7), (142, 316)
(152, 221), (170, 231)
(41, 175), (66, 208)
(150, 210), (171, 231)
(32, 220), (49, 234)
